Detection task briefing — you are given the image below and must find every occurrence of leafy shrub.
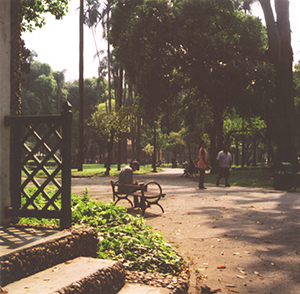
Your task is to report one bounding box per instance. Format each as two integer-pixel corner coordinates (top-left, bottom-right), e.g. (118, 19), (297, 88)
(72, 190), (183, 273)
(19, 187), (184, 274)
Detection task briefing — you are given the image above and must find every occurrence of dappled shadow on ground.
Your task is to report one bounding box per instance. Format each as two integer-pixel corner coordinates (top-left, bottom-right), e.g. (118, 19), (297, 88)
(186, 191), (300, 293)
(0, 225), (60, 256)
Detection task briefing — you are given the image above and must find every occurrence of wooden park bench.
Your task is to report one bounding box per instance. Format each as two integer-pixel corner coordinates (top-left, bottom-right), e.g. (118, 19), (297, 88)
(110, 181), (166, 216)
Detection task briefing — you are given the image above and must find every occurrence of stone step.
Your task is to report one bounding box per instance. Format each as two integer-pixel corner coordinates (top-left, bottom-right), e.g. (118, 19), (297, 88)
(0, 226), (98, 286)
(3, 257), (126, 294)
(118, 283), (171, 294)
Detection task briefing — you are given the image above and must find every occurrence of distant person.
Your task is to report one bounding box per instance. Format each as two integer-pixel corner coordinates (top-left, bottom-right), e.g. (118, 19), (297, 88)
(216, 145), (232, 187)
(118, 160), (142, 206)
(181, 159), (196, 177)
(198, 141), (209, 189)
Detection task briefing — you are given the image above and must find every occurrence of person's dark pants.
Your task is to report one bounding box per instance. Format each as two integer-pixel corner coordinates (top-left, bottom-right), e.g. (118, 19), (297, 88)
(198, 168), (205, 188)
(216, 167), (230, 185)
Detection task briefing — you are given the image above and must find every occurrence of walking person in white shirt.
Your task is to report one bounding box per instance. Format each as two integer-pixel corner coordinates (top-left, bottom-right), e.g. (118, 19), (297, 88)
(216, 145), (232, 187)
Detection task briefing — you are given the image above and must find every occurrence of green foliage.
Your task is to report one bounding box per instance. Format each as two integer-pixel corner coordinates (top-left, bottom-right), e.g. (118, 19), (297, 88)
(223, 110), (266, 142)
(111, 0), (181, 124)
(19, 187), (184, 274)
(19, 186), (61, 225)
(21, 61), (61, 114)
(140, 122), (169, 153)
(142, 144), (154, 156)
(90, 102), (135, 142)
(74, 193), (183, 273)
(22, 0), (70, 32)
(110, 0), (270, 161)
(165, 130), (186, 158)
(21, 60), (110, 162)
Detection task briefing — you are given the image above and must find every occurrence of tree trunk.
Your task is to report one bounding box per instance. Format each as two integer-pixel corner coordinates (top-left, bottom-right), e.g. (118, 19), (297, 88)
(152, 125), (157, 172)
(210, 105), (224, 173)
(209, 129), (217, 172)
(241, 137), (245, 167)
(107, 5), (111, 113)
(131, 118), (136, 160)
(259, 0), (278, 64)
(117, 65), (123, 171)
(274, 0), (295, 163)
(105, 129), (115, 175)
(187, 142), (192, 161)
(252, 137), (257, 166)
(136, 116), (141, 162)
(259, 0), (296, 164)
(78, 0), (84, 171)
(235, 137), (239, 166)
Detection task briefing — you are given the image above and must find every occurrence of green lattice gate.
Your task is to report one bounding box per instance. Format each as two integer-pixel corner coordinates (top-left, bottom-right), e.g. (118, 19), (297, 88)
(4, 102), (72, 229)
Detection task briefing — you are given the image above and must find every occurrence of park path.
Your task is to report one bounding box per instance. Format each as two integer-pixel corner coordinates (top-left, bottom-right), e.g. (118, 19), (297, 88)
(71, 168), (300, 294)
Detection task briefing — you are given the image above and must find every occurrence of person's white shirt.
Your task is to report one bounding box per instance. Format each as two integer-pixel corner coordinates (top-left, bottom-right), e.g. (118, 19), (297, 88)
(216, 150), (232, 168)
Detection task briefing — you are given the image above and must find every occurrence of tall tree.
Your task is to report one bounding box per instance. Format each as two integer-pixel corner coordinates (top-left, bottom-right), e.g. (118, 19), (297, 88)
(258, 0), (296, 163)
(84, 0), (121, 174)
(78, 0), (84, 171)
(177, 0), (268, 169)
(110, 0), (269, 170)
(22, 61), (63, 115)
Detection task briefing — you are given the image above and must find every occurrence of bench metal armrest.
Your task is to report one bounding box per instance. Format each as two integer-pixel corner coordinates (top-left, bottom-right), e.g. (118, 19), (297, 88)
(144, 181), (163, 195)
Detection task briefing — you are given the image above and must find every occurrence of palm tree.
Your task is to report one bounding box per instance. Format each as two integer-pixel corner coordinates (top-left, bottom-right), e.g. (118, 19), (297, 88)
(84, 0), (116, 113)
(78, 0), (84, 171)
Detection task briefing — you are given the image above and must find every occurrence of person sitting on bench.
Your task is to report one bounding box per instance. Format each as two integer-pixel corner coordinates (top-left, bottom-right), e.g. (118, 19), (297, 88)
(181, 159), (196, 177)
(118, 160), (142, 206)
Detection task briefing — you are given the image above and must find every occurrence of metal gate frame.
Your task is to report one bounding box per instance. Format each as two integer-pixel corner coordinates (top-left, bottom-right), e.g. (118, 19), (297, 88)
(4, 102), (72, 229)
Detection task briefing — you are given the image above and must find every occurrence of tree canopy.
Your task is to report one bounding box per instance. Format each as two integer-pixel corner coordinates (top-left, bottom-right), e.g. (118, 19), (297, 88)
(21, 0), (300, 168)
(22, 0), (70, 32)
(110, 0), (270, 168)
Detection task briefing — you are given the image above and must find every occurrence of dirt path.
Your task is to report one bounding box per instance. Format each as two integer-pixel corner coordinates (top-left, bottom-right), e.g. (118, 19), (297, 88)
(71, 168), (300, 294)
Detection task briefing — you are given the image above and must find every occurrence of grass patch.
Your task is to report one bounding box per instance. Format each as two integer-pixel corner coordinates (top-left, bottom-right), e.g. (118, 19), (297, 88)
(71, 164), (162, 177)
(23, 164), (162, 178)
(19, 188), (184, 274)
(201, 167), (274, 188)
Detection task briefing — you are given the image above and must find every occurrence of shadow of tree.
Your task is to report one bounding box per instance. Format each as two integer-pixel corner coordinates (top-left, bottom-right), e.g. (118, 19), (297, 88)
(186, 191), (300, 293)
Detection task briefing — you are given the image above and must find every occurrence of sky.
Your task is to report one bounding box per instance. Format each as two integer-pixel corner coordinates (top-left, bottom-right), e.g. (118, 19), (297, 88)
(22, 0), (106, 82)
(22, 0), (300, 83)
